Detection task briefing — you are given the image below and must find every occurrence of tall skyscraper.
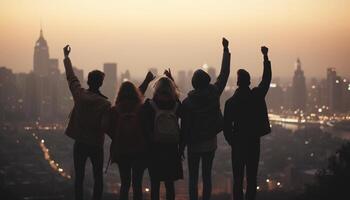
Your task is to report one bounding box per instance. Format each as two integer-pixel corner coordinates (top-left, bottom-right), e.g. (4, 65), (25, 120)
(33, 29), (50, 77)
(31, 28), (60, 120)
(292, 58), (307, 111)
(327, 68), (345, 112)
(102, 63), (117, 100)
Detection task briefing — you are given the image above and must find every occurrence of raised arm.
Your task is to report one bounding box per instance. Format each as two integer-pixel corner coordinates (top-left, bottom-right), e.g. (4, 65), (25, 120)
(257, 46), (272, 97)
(214, 37), (231, 95)
(63, 45), (83, 102)
(139, 71), (156, 95)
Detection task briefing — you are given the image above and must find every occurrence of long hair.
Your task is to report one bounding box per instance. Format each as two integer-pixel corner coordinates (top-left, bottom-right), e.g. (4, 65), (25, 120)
(153, 77), (179, 101)
(115, 81), (143, 107)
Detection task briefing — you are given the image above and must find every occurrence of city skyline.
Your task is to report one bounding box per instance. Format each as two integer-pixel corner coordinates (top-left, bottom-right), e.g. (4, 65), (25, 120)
(1, 0), (350, 78)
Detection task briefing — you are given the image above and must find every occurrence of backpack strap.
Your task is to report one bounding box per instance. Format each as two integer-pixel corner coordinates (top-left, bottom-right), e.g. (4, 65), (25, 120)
(172, 102), (179, 113)
(150, 100), (160, 112)
(104, 156), (111, 174)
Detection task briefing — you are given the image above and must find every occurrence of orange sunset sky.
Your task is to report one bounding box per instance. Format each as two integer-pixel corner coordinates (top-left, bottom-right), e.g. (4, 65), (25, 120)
(0, 0), (349, 78)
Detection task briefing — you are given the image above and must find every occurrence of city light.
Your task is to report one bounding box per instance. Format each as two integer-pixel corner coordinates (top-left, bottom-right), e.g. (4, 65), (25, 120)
(266, 179), (270, 183)
(256, 186), (260, 190)
(30, 131), (71, 180)
(277, 182), (281, 186)
(145, 188), (150, 192)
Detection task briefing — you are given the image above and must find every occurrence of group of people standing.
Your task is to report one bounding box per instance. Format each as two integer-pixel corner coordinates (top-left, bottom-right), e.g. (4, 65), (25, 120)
(62, 37), (272, 200)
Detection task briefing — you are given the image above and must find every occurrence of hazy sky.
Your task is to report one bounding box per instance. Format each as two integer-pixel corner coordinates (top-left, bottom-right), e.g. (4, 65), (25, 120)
(0, 0), (349, 78)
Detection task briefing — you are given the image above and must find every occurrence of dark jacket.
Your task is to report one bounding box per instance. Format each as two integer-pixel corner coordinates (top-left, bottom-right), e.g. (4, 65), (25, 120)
(64, 57), (111, 146)
(103, 78), (152, 162)
(182, 49), (231, 152)
(224, 59), (272, 145)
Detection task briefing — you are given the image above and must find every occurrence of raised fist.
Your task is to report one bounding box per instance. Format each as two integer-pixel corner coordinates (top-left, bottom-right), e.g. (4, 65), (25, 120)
(261, 46), (268, 56)
(145, 71), (156, 83)
(164, 68), (174, 81)
(63, 45), (71, 58)
(222, 37), (229, 48)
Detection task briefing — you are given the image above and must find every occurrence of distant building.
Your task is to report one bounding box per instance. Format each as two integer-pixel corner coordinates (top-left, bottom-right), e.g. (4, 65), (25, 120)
(326, 68), (349, 112)
(121, 70), (131, 82)
(177, 70), (187, 94)
(102, 63), (117, 100)
(31, 29), (60, 120)
(33, 29), (50, 77)
(292, 58), (307, 111)
(266, 81), (284, 112)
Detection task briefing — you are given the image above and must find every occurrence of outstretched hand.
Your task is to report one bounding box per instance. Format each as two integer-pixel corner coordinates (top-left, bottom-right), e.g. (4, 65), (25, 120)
(145, 71), (156, 83)
(261, 46), (268, 56)
(63, 45), (71, 58)
(164, 68), (174, 81)
(222, 37), (229, 48)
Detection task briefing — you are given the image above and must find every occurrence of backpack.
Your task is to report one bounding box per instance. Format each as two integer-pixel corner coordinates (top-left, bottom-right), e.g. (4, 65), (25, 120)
(109, 107), (146, 162)
(150, 100), (180, 144)
(188, 101), (223, 143)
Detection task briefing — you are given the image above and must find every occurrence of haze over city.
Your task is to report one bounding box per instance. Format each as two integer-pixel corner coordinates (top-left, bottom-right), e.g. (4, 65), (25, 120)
(1, 0), (350, 78)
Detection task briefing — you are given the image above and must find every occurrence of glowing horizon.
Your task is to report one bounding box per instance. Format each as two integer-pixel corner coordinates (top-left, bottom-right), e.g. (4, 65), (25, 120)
(1, 0), (349, 78)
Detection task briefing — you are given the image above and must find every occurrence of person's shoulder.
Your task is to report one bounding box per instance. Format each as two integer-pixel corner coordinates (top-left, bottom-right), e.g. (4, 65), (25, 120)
(209, 84), (219, 93)
(251, 87), (263, 97)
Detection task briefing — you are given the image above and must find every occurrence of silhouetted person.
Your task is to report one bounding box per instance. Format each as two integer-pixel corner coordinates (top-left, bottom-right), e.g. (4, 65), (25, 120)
(224, 46), (271, 200)
(63, 45), (111, 200)
(181, 38), (231, 200)
(141, 70), (183, 200)
(104, 72), (155, 200)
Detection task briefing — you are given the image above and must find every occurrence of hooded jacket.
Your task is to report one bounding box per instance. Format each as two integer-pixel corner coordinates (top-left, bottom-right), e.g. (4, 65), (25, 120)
(64, 57), (111, 146)
(182, 49), (230, 153)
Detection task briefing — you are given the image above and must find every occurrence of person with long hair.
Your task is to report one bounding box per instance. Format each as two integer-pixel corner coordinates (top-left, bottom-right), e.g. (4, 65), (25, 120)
(105, 72), (155, 200)
(141, 70), (183, 200)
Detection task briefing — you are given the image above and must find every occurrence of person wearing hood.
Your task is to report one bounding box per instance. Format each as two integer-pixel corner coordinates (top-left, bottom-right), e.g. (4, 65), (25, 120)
(181, 38), (231, 200)
(223, 46), (271, 200)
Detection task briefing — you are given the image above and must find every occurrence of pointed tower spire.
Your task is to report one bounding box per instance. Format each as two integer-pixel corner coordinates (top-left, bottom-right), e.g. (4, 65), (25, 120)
(296, 58), (301, 70)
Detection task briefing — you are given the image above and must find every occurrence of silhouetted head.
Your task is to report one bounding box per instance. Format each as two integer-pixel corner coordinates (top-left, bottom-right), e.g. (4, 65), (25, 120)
(153, 77), (179, 101)
(237, 69), (251, 87)
(192, 69), (211, 90)
(115, 81), (142, 106)
(87, 70), (105, 90)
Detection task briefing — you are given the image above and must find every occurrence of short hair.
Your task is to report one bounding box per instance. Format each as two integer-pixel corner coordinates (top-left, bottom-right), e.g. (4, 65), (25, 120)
(237, 69), (251, 87)
(191, 69), (211, 89)
(87, 70), (105, 89)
